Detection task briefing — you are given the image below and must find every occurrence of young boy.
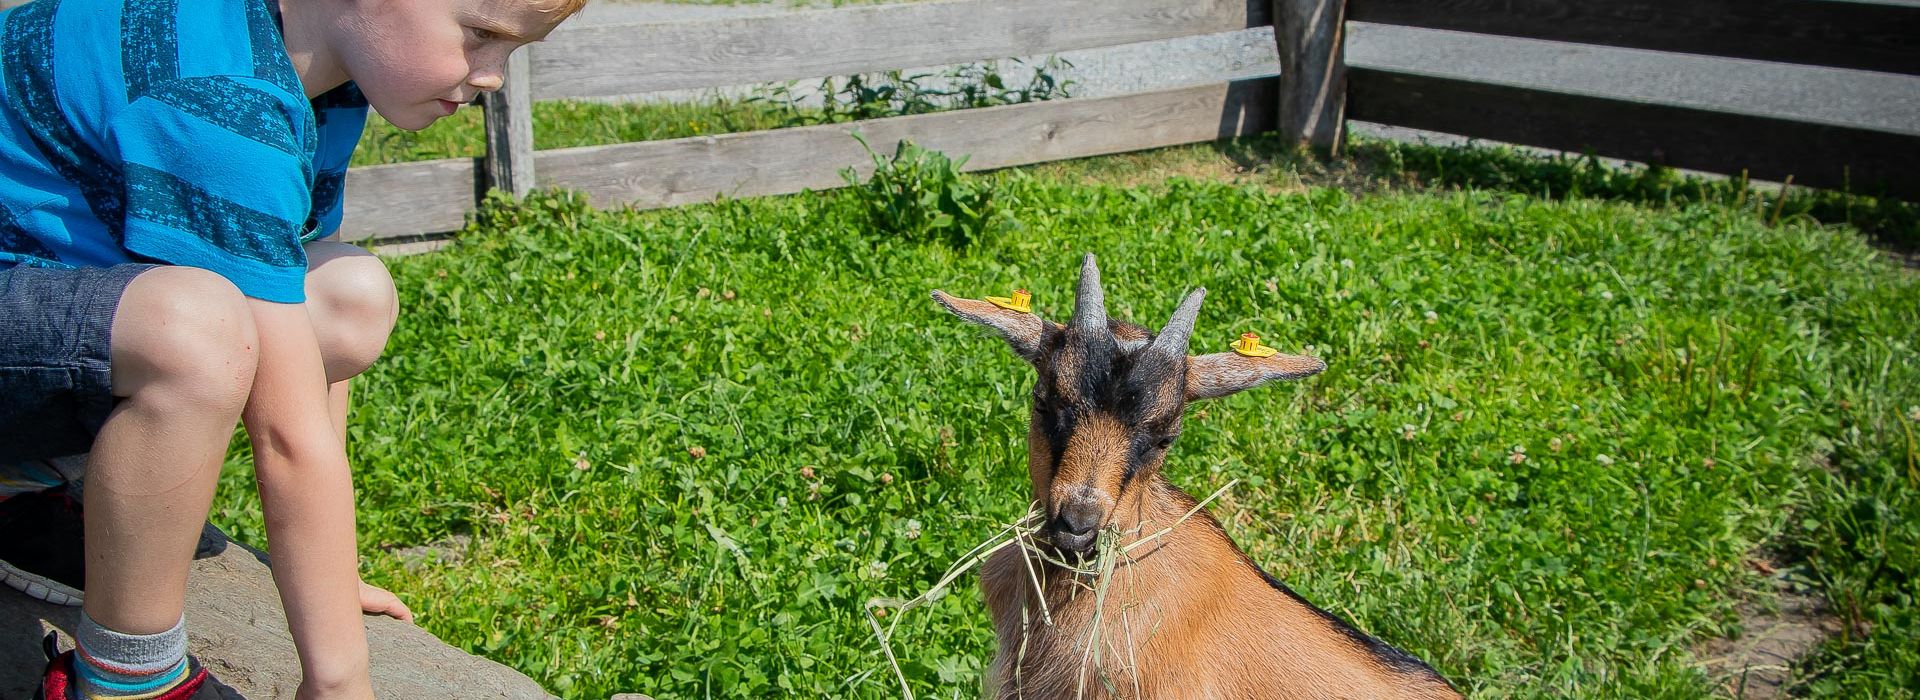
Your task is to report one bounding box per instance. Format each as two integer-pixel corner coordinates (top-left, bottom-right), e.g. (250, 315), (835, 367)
(0, 0), (580, 697)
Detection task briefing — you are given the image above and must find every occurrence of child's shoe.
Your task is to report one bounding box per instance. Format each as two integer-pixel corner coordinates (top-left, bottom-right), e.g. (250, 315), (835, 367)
(0, 485), (85, 606)
(34, 633), (237, 699)
(0, 479), (235, 607)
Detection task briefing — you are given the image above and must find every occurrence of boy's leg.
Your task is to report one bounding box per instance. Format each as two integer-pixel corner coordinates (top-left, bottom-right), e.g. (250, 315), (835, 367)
(2, 241), (393, 606)
(330, 380), (351, 445)
(1, 263), (251, 698)
(0, 261), (124, 607)
(303, 239), (417, 626)
(83, 266), (258, 634)
(303, 239), (398, 443)
(87, 238), (393, 632)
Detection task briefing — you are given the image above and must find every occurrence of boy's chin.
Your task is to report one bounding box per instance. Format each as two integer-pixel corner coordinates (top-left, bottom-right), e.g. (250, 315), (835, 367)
(376, 107), (445, 132)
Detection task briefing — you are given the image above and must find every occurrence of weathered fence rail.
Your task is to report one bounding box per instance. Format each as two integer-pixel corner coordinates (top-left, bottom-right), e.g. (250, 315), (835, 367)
(340, 0), (1276, 244)
(530, 0), (1270, 100)
(340, 159), (477, 243)
(339, 0), (1920, 246)
(533, 79), (1273, 212)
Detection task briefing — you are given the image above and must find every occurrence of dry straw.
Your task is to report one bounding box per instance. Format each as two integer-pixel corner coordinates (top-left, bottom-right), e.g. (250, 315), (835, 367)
(865, 479), (1241, 699)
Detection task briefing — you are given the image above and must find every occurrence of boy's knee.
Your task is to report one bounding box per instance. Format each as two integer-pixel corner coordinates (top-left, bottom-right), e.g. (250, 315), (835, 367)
(111, 266), (260, 409)
(305, 242), (397, 381)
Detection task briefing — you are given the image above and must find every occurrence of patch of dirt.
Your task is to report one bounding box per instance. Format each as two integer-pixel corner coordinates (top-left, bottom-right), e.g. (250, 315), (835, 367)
(1022, 140), (1322, 195)
(1696, 562), (1843, 699)
(390, 534), (474, 572)
(1871, 238), (1920, 272)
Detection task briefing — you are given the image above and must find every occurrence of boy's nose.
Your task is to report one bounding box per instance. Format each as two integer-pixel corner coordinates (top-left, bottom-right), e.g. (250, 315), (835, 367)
(468, 74), (505, 92)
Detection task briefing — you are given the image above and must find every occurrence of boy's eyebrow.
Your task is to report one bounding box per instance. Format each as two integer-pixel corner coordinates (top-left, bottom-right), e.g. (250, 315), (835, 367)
(470, 17), (538, 42)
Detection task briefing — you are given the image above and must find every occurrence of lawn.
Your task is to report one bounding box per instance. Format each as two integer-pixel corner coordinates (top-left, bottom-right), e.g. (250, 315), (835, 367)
(231, 118), (1918, 698)
(348, 98), (798, 166)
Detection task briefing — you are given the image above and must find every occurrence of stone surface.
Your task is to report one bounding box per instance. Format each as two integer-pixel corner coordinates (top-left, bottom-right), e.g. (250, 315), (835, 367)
(1, 527), (556, 700)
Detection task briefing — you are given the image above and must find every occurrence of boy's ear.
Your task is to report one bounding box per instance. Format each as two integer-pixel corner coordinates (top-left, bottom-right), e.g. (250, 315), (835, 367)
(931, 290), (1056, 362)
(1185, 350), (1327, 401)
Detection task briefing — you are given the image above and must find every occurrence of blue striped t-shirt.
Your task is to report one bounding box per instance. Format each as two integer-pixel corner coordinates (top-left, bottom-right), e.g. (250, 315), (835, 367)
(0, 0), (368, 303)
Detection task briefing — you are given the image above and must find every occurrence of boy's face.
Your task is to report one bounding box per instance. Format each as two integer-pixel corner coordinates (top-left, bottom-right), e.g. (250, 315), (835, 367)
(334, 0), (568, 130)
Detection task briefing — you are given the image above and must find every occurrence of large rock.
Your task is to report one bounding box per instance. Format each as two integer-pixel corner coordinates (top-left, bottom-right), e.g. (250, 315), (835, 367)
(1, 526), (556, 700)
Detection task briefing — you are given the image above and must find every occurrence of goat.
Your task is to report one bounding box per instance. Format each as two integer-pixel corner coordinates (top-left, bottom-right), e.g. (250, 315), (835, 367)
(932, 254), (1459, 700)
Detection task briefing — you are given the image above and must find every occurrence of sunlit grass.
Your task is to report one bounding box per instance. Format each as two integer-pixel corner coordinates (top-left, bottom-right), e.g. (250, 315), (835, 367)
(212, 144), (1920, 697)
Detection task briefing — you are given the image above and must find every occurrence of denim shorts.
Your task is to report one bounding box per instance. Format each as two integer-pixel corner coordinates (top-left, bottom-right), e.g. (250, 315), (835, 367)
(0, 263), (156, 487)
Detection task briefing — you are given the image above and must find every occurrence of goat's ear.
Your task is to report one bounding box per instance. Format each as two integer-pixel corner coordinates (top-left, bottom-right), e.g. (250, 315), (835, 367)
(1185, 350), (1326, 401)
(932, 290), (1054, 362)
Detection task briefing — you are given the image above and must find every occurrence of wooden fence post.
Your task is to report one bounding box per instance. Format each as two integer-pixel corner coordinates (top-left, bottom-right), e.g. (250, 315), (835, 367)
(481, 48), (536, 198)
(1273, 0), (1347, 153)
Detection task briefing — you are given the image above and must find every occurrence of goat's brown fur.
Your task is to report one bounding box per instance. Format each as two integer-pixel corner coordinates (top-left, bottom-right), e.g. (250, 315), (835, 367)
(979, 475), (1459, 699)
(934, 255), (1458, 700)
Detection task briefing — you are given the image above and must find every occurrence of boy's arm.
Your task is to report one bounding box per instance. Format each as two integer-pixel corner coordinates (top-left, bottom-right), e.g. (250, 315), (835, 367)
(243, 298), (374, 699)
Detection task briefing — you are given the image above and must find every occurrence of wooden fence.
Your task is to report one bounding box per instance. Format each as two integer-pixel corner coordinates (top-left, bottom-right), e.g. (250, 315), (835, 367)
(1331, 0), (1920, 198)
(339, 0), (1920, 246)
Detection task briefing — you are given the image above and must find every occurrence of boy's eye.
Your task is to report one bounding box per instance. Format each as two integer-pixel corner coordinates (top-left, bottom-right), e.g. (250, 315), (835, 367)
(467, 26), (500, 41)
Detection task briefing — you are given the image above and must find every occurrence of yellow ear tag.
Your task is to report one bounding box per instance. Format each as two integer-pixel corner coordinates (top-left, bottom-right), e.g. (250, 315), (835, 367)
(986, 288), (1033, 314)
(1233, 332), (1278, 358)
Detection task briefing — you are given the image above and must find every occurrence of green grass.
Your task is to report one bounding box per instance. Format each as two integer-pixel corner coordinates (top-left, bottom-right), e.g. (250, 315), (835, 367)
(337, 96), (1912, 694)
(1338, 138), (1920, 252)
(221, 136), (1919, 698)
(350, 99), (799, 166)
(353, 96), (1919, 254)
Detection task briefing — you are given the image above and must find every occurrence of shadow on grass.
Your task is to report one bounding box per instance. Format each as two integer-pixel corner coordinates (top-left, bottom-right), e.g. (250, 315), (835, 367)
(1213, 134), (1920, 263)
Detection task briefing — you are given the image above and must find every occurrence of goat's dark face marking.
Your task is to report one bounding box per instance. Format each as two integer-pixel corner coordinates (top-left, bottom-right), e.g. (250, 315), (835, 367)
(1024, 323), (1190, 553)
(933, 254), (1328, 555)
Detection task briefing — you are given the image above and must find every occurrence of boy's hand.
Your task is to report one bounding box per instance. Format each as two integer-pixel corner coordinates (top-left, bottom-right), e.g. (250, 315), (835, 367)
(359, 580), (415, 623)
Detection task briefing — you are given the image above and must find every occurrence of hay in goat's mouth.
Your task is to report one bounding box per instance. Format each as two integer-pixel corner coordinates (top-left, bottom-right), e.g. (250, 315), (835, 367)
(865, 479), (1240, 699)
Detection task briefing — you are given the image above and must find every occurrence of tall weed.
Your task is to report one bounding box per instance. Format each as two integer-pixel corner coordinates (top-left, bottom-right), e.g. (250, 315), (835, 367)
(841, 134), (1004, 247)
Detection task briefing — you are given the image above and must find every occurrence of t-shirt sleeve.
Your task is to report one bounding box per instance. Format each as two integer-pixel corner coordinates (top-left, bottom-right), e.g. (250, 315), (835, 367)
(305, 96), (368, 242)
(107, 75), (314, 303)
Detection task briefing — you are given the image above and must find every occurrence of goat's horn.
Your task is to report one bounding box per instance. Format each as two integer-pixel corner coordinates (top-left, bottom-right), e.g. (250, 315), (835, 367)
(1070, 253), (1108, 336)
(1151, 287), (1207, 356)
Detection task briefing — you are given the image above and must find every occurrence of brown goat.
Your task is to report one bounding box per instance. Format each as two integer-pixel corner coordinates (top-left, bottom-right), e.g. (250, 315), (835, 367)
(933, 255), (1459, 700)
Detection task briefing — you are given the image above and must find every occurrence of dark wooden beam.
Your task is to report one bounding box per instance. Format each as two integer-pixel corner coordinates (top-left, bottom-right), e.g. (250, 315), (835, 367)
(1348, 67), (1920, 199)
(481, 48), (536, 199)
(1274, 0), (1349, 152)
(1347, 0), (1920, 76)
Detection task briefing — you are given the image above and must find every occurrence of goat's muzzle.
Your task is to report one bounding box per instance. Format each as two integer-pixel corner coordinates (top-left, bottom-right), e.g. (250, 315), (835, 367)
(1048, 496), (1104, 555)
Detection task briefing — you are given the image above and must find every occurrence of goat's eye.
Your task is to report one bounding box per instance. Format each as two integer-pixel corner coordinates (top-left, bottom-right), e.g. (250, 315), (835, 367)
(1036, 389), (1067, 412)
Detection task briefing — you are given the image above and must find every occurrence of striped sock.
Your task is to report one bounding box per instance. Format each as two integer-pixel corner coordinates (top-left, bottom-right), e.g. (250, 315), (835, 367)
(73, 611), (191, 700)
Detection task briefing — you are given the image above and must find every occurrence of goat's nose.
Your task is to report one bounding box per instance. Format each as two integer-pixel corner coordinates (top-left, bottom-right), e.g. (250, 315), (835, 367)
(1049, 501), (1103, 554)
